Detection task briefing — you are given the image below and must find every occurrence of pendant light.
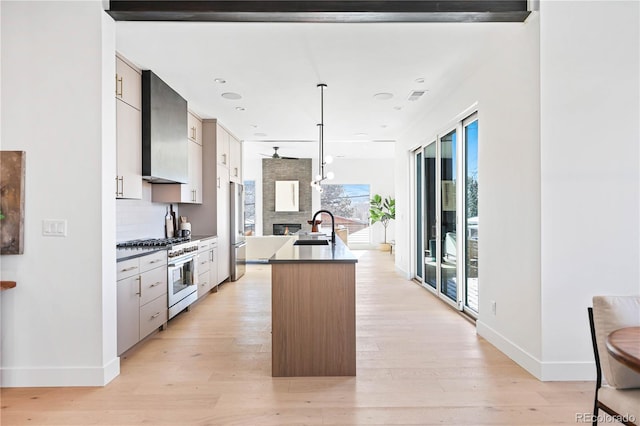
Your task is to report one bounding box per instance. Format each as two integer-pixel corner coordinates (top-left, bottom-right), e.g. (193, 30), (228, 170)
(311, 83), (334, 192)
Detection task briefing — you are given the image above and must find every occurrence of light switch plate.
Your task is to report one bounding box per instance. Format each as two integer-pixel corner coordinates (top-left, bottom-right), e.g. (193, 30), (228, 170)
(42, 220), (67, 237)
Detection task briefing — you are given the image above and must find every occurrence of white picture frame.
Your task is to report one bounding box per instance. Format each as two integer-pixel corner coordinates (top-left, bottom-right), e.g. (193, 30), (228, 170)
(275, 180), (299, 212)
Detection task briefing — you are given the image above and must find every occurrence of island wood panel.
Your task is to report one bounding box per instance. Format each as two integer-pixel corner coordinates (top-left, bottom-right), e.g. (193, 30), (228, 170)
(272, 262), (355, 377)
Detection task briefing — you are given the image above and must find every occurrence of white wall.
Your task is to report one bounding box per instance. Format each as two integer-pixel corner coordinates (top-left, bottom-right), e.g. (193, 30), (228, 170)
(395, 15), (544, 373)
(539, 0), (640, 380)
(396, 0), (640, 381)
(0, 2), (118, 386)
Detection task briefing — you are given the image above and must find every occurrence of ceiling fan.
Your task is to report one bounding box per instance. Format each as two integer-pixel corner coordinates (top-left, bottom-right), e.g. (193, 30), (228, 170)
(260, 146), (299, 160)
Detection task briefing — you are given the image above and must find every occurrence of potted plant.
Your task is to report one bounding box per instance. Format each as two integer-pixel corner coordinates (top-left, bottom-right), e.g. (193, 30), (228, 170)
(369, 194), (395, 251)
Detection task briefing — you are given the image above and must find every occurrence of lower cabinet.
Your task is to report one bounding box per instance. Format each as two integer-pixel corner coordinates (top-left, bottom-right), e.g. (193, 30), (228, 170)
(117, 251), (168, 355)
(197, 238), (218, 298)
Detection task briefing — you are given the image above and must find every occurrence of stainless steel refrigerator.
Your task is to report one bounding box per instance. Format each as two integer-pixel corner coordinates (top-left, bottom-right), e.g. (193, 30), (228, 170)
(230, 182), (246, 281)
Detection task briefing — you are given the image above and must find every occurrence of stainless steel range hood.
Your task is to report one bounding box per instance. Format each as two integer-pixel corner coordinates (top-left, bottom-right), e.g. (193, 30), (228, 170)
(142, 70), (188, 184)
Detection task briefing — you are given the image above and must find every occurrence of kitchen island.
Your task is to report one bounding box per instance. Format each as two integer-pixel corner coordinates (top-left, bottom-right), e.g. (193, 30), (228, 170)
(269, 235), (358, 377)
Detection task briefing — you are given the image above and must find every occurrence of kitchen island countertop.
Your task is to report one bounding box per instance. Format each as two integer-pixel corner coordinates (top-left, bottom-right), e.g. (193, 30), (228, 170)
(268, 235), (357, 264)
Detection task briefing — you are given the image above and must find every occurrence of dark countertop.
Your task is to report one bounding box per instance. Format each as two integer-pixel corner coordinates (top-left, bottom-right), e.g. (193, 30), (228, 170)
(117, 246), (166, 262)
(269, 235), (358, 264)
(191, 234), (217, 242)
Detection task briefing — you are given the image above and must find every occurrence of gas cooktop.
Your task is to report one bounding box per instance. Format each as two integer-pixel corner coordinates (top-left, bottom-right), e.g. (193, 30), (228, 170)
(116, 237), (191, 248)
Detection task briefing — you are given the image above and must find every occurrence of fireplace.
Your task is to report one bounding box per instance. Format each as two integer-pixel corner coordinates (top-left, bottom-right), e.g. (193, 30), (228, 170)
(273, 223), (302, 235)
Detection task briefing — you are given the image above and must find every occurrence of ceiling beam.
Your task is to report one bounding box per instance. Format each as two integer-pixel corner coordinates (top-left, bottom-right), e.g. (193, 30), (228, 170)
(106, 1), (531, 23)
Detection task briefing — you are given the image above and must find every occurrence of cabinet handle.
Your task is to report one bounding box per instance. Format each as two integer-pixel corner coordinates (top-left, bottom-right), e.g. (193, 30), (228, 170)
(234, 167), (238, 177)
(149, 259), (161, 264)
(217, 177), (221, 188)
(190, 126), (196, 140)
(200, 261), (207, 265)
(151, 312), (161, 319)
(150, 281), (162, 287)
(136, 276), (141, 296)
(121, 266), (137, 272)
(115, 176), (124, 197)
(222, 153), (227, 165)
(115, 75), (123, 97)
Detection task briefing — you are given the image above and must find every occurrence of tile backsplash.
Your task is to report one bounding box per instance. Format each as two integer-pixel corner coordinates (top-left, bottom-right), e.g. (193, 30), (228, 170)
(116, 182), (176, 242)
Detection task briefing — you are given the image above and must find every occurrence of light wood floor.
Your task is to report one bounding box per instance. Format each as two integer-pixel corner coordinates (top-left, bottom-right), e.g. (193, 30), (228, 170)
(1, 250), (594, 425)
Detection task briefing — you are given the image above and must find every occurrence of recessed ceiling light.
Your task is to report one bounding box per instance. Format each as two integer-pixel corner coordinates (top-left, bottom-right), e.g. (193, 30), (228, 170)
(393, 106), (402, 110)
(214, 78), (226, 84)
(254, 132), (267, 137)
(415, 77), (425, 83)
(374, 92), (393, 101)
(235, 107), (245, 111)
(222, 92), (242, 100)
(251, 124), (258, 128)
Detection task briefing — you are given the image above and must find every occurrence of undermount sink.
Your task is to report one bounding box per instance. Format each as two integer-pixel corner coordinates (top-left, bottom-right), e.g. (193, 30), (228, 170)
(293, 239), (329, 246)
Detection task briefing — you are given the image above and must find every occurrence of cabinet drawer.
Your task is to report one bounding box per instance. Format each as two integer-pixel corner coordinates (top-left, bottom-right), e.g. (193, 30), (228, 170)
(198, 240), (211, 252)
(139, 295), (167, 339)
(197, 271), (210, 298)
(140, 266), (167, 306)
(117, 258), (140, 280)
(139, 251), (167, 273)
(198, 252), (211, 273)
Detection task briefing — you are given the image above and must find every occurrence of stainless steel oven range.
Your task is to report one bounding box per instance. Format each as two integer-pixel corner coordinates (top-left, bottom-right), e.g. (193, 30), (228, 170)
(116, 236), (199, 319)
(167, 239), (199, 319)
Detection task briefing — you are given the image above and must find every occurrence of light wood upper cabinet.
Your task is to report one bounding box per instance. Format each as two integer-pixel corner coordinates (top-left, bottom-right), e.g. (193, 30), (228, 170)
(187, 140), (203, 203)
(152, 139), (202, 204)
(115, 54), (142, 200)
(216, 125), (230, 168)
(187, 110), (202, 146)
(115, 56), (141, 111)
(229, 135), (243, 183)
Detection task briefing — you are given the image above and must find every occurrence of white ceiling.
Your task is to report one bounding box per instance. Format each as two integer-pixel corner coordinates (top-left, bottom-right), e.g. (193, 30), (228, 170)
(116, 21), (518, 158)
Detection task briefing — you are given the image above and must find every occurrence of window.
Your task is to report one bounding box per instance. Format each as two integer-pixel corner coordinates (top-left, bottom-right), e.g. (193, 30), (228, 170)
(243, 180), (255, 235)
(320, 184), (371, 244)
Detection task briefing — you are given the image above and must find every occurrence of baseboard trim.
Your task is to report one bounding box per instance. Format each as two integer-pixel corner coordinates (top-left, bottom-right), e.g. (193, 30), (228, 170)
(476, 320), (542, 379)
(1, 357), (120, 387)
(476, 320), (596, 381)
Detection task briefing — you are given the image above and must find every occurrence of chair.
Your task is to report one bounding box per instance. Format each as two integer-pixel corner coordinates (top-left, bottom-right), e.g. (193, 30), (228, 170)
(588, 296), (640, 426)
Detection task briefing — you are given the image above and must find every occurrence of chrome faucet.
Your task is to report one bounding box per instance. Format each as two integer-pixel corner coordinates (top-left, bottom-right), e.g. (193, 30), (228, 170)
(312, 209), (335, 245)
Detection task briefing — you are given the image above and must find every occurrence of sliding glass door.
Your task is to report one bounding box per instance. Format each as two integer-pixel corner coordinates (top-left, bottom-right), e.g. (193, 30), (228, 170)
(463, 114), (478, 313)
(423, 143), (437, 289)
(440, 129), (457, 303)
(412, 113), (478, 316)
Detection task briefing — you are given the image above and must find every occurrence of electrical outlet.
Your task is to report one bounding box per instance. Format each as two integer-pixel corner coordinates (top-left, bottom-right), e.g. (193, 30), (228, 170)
(491, 300), (497, 315)
(42, 220), (67, 237)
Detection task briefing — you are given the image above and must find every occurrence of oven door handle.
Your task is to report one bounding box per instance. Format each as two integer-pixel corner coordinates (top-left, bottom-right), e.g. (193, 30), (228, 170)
(168, 257), (194, 268)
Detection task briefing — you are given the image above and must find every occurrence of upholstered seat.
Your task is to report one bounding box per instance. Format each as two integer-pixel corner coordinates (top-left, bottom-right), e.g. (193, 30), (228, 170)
(588, 296), (640, 426)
